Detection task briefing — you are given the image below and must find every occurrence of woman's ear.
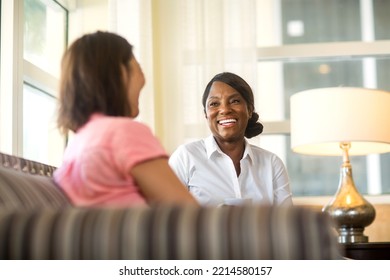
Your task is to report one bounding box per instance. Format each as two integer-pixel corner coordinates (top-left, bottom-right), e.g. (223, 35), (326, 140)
(248, 103), (255, 118)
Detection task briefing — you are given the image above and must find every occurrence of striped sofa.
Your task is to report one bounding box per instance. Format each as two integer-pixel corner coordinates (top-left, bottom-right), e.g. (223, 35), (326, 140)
(0, 152), (343, 260)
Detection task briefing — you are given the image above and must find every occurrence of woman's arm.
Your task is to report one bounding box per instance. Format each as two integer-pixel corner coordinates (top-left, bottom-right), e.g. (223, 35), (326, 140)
(130, 157), (199, 206)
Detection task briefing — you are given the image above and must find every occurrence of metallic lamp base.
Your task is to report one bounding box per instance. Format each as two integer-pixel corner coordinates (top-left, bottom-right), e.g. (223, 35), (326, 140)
(338, 227), (368, 244)
(322, 143), (376, 244)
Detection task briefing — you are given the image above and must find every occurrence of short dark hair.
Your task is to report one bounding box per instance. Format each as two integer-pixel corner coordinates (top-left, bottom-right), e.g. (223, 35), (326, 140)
(202, 72), (263, 138)
(57, 31), (133, 134)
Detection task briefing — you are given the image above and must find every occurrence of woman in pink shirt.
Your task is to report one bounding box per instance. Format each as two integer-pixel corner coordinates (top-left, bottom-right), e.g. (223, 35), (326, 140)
(54, 31), (198, 207)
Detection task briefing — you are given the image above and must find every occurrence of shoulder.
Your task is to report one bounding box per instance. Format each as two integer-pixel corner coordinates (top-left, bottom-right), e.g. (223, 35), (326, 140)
(248, 143), (274, 156)
(248, 143), (284, 163)
(88, 115), (153, 135)
(172, 139), (206, 156)
(80, 115), (161, 152)
(169, 139), (206, 164)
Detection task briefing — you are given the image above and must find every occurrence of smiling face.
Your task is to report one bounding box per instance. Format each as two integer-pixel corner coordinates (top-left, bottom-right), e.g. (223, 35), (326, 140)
(205, 81), (252, 144)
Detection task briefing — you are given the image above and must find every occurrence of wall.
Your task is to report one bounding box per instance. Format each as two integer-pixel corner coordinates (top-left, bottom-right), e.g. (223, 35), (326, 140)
(365, 204), (390, 242)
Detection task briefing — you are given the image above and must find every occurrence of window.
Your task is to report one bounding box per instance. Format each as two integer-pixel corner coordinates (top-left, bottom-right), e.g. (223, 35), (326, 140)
(252, 0), (390, 196)
(24, 0), (66, 78)
(0, 0), (68, 166)
(22, 0), (68, 166)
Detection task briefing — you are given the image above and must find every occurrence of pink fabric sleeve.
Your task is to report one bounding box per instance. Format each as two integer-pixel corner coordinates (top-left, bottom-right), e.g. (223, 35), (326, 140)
(110, 120), (168, 174)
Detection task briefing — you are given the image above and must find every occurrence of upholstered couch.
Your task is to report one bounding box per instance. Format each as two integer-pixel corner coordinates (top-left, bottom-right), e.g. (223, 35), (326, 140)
(0, 151), (343, 260)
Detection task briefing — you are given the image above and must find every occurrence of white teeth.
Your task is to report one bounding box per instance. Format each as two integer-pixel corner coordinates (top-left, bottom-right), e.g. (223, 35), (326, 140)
(218, 119), (237, 124)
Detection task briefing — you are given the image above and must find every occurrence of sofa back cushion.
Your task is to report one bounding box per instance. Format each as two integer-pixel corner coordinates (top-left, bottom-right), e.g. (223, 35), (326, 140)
(0, 205), (342, 260)
(0, 166), (70, 209)
(0, 152), (56, 177)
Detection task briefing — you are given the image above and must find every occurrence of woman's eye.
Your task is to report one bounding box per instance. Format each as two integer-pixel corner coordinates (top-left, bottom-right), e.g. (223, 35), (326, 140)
(209, 102), (218, 107)
(231, 99), (240, 104)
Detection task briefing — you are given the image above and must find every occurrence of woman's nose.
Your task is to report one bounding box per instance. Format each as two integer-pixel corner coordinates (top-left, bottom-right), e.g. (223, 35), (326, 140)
(219, 103), (232, 114)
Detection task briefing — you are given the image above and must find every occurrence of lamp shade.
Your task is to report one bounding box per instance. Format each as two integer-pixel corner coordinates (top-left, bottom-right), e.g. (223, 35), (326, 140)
(290, 87), (390, 156)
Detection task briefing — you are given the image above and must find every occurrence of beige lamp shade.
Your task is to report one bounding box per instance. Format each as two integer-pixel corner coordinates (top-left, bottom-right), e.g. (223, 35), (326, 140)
(290, 87), (390, 156)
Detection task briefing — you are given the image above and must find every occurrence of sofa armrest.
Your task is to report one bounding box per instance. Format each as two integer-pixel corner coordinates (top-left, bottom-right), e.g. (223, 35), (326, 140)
(0, 205), (343, 260)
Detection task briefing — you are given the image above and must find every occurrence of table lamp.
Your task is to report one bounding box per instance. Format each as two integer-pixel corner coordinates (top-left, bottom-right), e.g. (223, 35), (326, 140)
(290, 87), (390, 243)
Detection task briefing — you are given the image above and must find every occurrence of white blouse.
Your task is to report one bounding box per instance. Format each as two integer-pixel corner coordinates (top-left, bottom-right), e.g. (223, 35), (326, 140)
(169, 135), (293, 206)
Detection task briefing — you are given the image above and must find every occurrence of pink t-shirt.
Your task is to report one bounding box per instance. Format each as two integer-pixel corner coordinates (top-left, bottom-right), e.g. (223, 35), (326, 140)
(54, 114), (168, 207)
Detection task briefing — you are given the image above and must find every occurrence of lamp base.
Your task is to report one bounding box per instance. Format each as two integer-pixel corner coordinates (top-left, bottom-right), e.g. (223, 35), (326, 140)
(323, 143), (375, 244)
(323, 162), (375, 244)
(338, 227), (368, 244)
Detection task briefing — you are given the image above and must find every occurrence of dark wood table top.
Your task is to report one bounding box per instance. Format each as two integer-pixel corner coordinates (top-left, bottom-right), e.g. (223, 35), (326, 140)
(342, 242), (390, 260)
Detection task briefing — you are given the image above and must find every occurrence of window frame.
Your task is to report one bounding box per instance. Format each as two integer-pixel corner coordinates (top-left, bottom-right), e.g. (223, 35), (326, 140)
(0, 0), (68, 163)
(0, 0), (24, 155)
(259, 41), (390, 135)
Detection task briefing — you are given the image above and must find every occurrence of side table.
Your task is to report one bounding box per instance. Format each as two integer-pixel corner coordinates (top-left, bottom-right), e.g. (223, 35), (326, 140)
(342, 242), (390, 260)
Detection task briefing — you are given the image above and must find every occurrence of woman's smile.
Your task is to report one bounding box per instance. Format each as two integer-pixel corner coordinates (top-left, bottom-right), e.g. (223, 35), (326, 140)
(218, 118), (237, 126)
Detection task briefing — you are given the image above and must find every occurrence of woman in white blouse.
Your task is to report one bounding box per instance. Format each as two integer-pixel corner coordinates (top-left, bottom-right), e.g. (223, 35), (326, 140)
(169, 72), (293, 206)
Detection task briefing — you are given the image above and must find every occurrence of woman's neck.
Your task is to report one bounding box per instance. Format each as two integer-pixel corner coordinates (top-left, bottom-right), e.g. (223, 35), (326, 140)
(215, 137), (245, 176)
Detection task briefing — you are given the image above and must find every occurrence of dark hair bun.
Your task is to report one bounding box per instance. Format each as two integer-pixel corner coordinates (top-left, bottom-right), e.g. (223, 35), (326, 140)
(245, 112), (263, 138)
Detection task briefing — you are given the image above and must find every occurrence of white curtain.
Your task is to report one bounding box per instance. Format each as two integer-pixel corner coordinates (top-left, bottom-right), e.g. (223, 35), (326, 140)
(108, 0), (156, 129)
(108, 0), (257, 154)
